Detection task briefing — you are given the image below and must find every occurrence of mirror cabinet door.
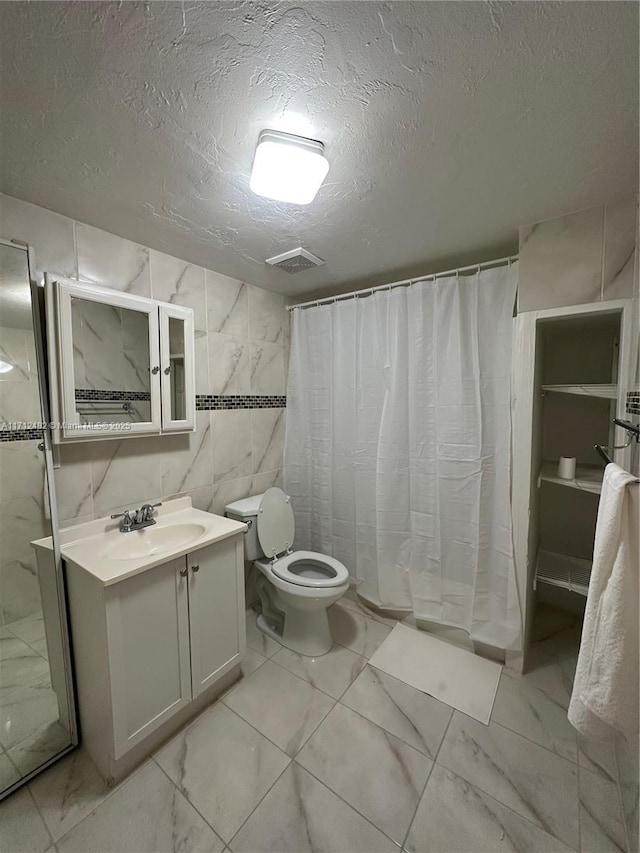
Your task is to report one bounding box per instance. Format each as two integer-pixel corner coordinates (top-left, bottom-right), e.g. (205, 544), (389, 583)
(160, 306), (195, 431)
(55, 281), (162, 439)
(168, 315), (186, 421)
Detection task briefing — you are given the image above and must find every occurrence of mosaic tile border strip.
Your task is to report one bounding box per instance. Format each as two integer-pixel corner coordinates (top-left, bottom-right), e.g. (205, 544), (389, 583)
(196, 394), (287, 411)
(0, 428), (44, 442)
(75, 389), (152, 401)
(626, 391), (640, 416)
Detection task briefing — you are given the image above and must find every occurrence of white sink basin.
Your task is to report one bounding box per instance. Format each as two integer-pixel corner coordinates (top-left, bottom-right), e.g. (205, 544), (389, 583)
(104, 523), (207, 561)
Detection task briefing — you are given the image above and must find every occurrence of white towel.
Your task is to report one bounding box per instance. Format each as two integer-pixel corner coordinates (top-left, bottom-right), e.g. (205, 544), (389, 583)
(568, 463), (639, 741)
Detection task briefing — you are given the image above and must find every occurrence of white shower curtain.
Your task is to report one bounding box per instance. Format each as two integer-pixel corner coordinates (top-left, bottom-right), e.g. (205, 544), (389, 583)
(284, 263), (521, 650)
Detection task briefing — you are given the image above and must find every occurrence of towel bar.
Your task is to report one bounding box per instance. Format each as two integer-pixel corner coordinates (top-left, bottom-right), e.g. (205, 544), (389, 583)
(594, 419), (640, 479)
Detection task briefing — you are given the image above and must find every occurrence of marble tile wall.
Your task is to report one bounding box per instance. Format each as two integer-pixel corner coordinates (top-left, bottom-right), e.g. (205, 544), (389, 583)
(0, 192), (289, 550)
(518, 195), (638, 312)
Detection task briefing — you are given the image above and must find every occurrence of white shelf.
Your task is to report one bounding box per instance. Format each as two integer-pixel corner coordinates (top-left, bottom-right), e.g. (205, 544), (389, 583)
(537, 462), (604, 495)
(541, 383), (618, 400)
(535, 549), (592, 597)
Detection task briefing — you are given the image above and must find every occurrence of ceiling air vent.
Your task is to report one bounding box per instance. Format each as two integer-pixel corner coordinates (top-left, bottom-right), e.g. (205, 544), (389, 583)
(265, 247), (324, 274)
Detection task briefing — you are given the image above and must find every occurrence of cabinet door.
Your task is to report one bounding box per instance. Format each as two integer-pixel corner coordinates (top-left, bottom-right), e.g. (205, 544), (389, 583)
(188, 537), (246, 698)
(159, 304), (195, 431)
(50, 276), (162, 441)
(107, 557), (192, 758)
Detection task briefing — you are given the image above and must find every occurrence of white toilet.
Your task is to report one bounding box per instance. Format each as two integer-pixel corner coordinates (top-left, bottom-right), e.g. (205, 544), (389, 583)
(225, 487), (349, 656)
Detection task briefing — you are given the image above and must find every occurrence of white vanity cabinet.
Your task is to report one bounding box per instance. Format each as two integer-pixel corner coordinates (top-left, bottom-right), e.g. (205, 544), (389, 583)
(46, 275), (196, 440)
(65, 531), (246, 782)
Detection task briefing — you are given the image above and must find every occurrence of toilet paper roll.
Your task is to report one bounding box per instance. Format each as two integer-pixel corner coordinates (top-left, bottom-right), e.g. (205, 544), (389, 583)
(558, 457), (576, 480)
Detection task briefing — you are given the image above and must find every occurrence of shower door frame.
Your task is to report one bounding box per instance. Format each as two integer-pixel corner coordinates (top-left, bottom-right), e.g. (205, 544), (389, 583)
(0, 237), (78, 800)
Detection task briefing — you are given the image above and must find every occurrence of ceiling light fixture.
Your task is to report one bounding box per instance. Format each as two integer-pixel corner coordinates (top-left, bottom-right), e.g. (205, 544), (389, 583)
(250, 130), (329, 205)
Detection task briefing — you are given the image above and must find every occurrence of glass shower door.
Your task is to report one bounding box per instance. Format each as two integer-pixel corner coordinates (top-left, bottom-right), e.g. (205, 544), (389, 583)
(0, 238), (76, 798)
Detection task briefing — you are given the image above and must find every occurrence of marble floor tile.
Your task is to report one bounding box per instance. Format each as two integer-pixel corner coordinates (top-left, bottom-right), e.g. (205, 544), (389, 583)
(578, 735), (619, 783)
(531, 628), (581, 664)
(272, 644), (367, 700)
(0, 785), (52, 853)
(339, 588), (401, 627)
(403, 615), (476, 653)
(7, 613), (46, 647)
(29, 638), (49, 661)
(0, 634), (51, 697)
(0, 554), (43, 624)
(8, 721), (70, 776)
(56, 761), (224, 853)
(154, 702), (289, 843)
(530, 603), (582, 644)
(341, 666), (452, 758)
(0, 750), (20, 790)
(240, 647), (267, 677)
(0, 680), (59, 750)
(328, 603), (392, 659)
(223, 660), (334, 757)
(437, 712), (579, 849)
(491, 674), (577, 761)
(245, 608), (281, 658)
(230, 763), (396, 853)
(29, 747), (116, 843)
(579, 767), (628, 853)
(297, 702), (432, 844)
(405, 764), (574, 853)
(502, 646), (574, 709)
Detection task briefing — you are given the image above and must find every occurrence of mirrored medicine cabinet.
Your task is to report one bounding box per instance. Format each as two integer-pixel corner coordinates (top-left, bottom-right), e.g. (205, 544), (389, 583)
(46, 276), (195, 441)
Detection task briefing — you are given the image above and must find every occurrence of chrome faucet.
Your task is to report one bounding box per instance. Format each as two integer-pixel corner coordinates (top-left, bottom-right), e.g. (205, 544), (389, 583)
(111, 502), (162, 533)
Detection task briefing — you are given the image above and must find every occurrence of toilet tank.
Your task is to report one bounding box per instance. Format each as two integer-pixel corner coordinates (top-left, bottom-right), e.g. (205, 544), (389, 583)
(225, 493), (265, 561)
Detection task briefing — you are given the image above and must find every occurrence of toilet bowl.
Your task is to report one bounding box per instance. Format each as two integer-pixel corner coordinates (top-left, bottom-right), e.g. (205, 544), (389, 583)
(225, 488), (349, 656)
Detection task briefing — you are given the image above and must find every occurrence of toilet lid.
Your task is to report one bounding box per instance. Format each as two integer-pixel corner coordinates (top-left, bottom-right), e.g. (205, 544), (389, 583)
(257, 487), (295, 559)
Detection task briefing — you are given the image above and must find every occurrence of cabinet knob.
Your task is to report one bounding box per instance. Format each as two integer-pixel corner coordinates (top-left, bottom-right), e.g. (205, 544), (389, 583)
(179, 566), (188, 577)
(164, 365), (171, 375)
(191, 564), (200, 573)
(151, 365), (160, 375)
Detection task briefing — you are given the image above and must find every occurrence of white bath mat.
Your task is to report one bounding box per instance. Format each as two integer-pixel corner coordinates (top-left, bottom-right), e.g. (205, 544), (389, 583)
(368, 623), (501, 724)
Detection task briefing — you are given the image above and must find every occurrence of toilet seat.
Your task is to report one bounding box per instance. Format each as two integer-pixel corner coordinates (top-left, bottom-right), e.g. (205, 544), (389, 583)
(271, 550), (349, 589)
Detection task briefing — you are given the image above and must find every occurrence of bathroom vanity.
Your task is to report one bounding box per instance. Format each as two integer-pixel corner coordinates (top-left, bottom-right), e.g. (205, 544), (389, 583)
(54, 498), (246, 782)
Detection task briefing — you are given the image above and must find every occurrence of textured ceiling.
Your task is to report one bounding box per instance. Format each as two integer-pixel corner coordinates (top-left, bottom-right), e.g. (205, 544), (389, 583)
(0, 1), (637, 298)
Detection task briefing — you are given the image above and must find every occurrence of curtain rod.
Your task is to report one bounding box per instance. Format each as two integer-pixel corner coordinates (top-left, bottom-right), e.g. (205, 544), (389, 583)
(287, 254), (518, 312)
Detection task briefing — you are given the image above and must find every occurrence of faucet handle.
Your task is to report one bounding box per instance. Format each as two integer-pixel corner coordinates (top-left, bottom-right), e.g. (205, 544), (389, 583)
(110, 509), (133, 520)
(139, 502), (162, 522)
(110, 509), (136, 531)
